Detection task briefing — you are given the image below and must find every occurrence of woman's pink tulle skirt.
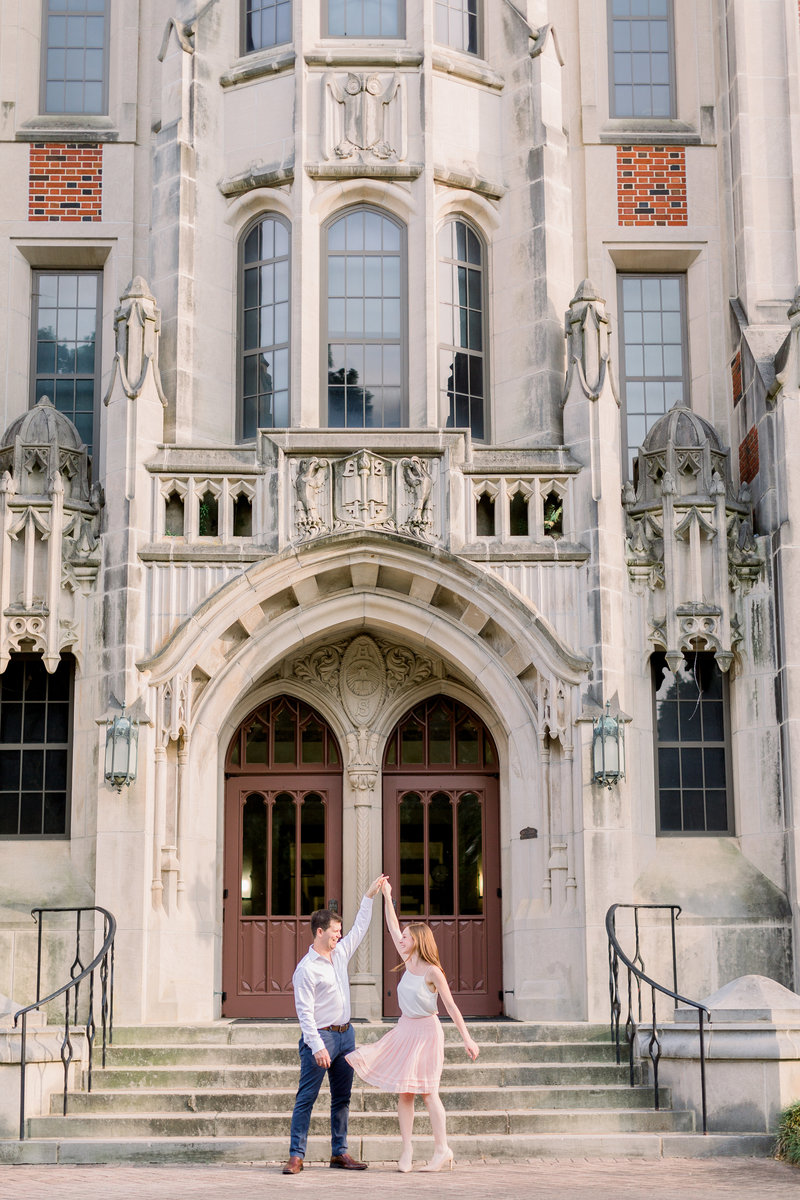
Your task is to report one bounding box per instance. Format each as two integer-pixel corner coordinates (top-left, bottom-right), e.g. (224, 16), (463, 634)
(346, 1014), (444, 1093)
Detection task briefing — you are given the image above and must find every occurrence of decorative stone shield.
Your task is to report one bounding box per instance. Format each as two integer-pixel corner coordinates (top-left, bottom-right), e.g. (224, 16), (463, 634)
(340, 635), (386, 727)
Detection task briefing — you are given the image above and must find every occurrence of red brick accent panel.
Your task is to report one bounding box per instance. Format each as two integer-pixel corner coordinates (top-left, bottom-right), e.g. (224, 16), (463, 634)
(617, 145), (687, 227)
(731, 348), (743, 407)
(739, 425), (759, 485)
(29, 143), (102, 222)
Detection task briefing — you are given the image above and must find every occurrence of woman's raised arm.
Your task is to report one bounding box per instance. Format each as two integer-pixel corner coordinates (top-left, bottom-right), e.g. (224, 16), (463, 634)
(382, 879), (405, 955)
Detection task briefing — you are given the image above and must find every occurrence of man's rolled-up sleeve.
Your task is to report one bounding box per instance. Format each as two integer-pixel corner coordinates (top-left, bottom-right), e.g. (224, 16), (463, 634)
(293, 964), (325, 1055)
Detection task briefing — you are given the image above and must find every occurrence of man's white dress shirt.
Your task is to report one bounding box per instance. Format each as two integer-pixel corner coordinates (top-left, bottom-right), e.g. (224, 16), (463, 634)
(292, 895), (374, 1055)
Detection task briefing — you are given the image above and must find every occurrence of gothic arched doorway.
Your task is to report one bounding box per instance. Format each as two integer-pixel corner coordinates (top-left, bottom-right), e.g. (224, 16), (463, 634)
(382, 696), (502, 1017)
(221, 696), (342, 1017)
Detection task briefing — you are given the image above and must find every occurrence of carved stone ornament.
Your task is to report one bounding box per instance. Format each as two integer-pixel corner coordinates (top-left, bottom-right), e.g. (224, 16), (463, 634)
(340, 636), (387, 727)
(324, 72), (405, 163)
(291, 449), (438, 544)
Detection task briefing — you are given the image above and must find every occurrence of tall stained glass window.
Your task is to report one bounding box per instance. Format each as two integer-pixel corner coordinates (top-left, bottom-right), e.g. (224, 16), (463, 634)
(240, 216), (291, 439)
(439, 218), (487, 440)
(325, 208), (405, 428)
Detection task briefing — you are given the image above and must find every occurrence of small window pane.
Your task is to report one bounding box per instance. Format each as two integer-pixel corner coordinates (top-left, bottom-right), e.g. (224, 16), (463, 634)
(609, 2), (673, 118)
(0, 656), (72, 837)
(619, 274), (686, 477)
(246, 0), (292, 51)
(43, 3), (106, 114)
(653, 652), (730, 835)
(33, 273), (100, 454)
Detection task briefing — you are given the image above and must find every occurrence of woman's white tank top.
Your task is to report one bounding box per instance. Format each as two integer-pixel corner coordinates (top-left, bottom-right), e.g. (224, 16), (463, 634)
(397, 969), (439, 1017)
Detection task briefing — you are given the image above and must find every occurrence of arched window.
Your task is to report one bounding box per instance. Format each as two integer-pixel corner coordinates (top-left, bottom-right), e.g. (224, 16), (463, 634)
(243, 0), (291, 53)
(324, 207), (405, 428)
(325, 0), (403, 36)
(240, 215), (291, 440)
(439, 218), (487, 439)
(435, 0), (480, 55)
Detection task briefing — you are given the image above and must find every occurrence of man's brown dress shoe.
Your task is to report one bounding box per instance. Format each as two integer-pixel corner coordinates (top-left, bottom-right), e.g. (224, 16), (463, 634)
(330, 1153), (368, 1170)
(282, 1156), (304, 1174)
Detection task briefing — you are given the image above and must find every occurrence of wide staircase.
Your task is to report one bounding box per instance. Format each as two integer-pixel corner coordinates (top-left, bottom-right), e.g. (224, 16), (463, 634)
(17, 1019), (766, 1162)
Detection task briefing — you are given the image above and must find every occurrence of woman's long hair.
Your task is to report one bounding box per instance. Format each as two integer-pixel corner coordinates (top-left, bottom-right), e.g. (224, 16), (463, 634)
(393, 922), (443, 972)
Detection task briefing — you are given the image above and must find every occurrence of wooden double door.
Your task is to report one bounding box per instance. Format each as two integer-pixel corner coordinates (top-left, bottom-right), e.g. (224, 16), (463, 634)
(222, 697), (343, 1017)
(222, 694), (502, 1018)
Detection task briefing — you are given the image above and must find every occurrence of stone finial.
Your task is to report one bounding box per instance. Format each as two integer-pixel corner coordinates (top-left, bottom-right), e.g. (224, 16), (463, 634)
(104, 277), (167, 408)
(563, 279), (614, 402)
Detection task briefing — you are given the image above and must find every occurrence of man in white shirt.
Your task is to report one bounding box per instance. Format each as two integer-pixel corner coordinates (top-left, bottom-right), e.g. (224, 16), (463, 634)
(283, 874), (386, 1175)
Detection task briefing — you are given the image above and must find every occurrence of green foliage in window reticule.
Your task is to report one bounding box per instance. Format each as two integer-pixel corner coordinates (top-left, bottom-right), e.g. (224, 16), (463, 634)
(775, 1101), (800, 1164)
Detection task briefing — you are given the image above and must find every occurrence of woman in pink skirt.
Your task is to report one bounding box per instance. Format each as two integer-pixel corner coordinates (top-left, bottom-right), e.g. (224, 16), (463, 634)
(346, 878), (479, 1173)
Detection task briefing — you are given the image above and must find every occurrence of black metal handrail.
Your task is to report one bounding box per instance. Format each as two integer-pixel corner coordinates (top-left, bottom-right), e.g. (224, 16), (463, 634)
(606, 903), (711, 1134)
(13, 906), (116, 1140)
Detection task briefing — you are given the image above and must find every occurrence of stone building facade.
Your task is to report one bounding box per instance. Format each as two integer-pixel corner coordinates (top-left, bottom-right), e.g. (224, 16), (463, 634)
(0, 0), (799, 1026)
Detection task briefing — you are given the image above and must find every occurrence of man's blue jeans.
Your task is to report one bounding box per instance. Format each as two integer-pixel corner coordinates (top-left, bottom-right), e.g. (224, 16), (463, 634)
(289, 1026), (356, 1159)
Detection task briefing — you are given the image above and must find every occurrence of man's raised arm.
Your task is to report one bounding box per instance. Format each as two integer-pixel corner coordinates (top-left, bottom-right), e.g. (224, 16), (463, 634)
(336, 874), (386, 962)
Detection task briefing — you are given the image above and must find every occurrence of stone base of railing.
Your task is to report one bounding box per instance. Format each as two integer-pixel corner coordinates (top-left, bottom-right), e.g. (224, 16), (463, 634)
(638, 973), (800, 1134)
(0, 1001), (87, 1138)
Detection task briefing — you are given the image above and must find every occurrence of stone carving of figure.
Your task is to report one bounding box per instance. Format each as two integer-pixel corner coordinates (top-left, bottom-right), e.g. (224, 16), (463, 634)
(295, 457), (329, 536)
(328, 72), (399, 160)
(399, 456), (432, 537)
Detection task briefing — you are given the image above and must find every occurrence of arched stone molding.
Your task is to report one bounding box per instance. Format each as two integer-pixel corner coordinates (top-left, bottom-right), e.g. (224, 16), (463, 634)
(434, 190), (502, 235)
(137, 535), (589, 1021)
(223, 187), (294, 232)
(308, 179), (417, 225)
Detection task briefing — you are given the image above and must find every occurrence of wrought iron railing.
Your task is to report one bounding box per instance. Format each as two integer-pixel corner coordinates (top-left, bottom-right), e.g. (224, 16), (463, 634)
(13, 906), (116, 1140)
(606, 903), (711, 1134)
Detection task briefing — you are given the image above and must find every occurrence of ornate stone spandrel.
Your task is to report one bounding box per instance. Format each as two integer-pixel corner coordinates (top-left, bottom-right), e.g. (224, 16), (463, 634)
(324, 72), (405, 164)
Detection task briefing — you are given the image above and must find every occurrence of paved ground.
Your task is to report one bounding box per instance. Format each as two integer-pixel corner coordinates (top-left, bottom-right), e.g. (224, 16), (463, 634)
(0, 1159), (798, 1200)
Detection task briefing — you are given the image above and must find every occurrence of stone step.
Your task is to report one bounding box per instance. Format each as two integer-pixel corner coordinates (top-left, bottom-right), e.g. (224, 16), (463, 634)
(38, 1089), (676, 1132)
(2, 1132), (775, 1166)
(29, 1105), (695, 1139)
(100, 1043), (633, 1076)
(87, 1065), (648, 1093)
(109, 1022), (613, 1047)
(100, 1038), (621, 1065)
(56, 1082), (649, 1115)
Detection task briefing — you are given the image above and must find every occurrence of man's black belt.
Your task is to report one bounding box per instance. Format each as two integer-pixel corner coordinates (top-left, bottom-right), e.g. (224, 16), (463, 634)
(319, 1022), (350, 1032)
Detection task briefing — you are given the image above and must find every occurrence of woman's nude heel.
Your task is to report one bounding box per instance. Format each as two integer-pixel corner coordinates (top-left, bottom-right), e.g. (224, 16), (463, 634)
(398, 1146), (413, 1173)
(419, 1147), (453, 1172)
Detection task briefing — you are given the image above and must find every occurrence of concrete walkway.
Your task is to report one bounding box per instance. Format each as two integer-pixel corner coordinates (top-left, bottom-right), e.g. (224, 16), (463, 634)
(0, 1159), (797, 1200)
